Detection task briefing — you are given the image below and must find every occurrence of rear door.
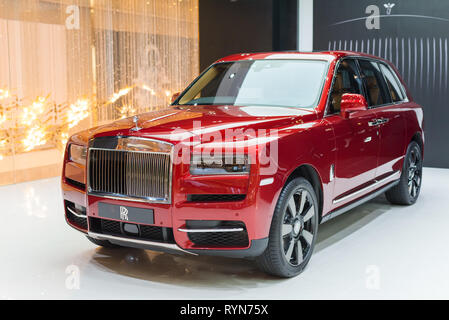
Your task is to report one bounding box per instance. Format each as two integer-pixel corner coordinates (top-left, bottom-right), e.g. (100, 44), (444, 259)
(374, 62), (408, 177)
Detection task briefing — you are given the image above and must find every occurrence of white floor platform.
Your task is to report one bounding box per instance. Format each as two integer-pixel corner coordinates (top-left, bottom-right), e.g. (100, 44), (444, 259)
(1, 167), (448, 299)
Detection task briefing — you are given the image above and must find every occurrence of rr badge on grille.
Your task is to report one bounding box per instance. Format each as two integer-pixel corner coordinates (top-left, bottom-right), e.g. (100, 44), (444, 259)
(119, 206), (129, 221)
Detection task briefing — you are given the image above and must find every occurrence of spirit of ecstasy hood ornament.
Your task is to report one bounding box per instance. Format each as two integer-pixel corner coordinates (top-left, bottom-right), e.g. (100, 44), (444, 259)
(131, 115), (142, 132)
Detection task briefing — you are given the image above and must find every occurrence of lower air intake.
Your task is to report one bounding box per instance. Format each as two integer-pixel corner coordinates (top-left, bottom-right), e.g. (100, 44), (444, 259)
(187, 221), (249, 248)
(89, 217), (174, 244)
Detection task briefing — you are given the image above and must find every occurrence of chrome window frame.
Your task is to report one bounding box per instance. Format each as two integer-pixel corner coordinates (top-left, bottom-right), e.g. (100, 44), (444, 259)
(324, 56), (410, 117)
(377, 61), (408, 104)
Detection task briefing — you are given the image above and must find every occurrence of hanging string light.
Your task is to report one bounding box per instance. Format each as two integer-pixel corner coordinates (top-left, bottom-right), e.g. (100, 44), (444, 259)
(118, 105), (137, 119)
(67, 99), (90, 129)
(108, 87), (133, 104)
(0, 0), (199, 185)
(0, 139), (6, 160)
(22, 126), (47, 152)
(21, 96), (47, 126)
(0, 89), (9, 100)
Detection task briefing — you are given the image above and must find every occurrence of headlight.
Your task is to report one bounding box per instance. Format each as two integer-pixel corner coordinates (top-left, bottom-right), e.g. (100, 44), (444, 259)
(69, 144), (87, 166)
(190, 154), (250, 175)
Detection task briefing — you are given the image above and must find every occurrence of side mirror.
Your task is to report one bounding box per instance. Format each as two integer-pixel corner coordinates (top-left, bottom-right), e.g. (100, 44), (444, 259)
(171, 92), (181, 104)
(340, 93), (368, 119)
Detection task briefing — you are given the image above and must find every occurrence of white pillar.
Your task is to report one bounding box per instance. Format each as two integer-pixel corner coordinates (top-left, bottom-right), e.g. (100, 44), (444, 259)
(298, 0), (314, 51)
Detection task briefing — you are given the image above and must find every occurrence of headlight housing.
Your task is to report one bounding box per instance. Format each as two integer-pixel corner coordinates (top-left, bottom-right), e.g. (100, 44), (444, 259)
(69, 144), (87, 166)
(190, 154), (250, 175)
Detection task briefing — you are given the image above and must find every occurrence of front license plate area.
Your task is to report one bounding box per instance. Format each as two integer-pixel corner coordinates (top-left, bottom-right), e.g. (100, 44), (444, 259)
(98, 202), (154, 225)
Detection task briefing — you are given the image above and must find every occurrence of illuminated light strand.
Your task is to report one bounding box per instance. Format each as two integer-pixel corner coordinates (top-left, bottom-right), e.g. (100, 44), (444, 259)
(67, 99), (89, 128)
(22, 126), (47, 152)
(60, 132), (69, 148)
(21, 96), (47, 126)
(141, 84), (156, 95)
(0, 139), (6, 160)
(0, 139), (5, 160)
(107, 83), (173, 104)
(118, 105), (137, 119)
(109, 87), (133, 103)
(0, 84), (179, 154)
(0, 89), (9, 100)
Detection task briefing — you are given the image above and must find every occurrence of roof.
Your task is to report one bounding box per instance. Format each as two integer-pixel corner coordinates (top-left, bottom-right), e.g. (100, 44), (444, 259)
(215, 50), (390, 64)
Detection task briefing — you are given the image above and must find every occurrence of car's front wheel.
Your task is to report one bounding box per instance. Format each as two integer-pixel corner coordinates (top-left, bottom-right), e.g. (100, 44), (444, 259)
(256, 177), (319, 278)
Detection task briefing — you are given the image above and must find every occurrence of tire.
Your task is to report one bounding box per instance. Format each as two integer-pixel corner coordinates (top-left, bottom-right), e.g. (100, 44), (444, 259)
(86, 236), (121, 248)
(385, 141), (423, 205)
(256, 177), (319, 278)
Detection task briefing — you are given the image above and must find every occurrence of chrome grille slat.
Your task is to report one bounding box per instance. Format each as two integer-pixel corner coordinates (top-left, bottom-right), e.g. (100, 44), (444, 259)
(88, 138), (172, 204)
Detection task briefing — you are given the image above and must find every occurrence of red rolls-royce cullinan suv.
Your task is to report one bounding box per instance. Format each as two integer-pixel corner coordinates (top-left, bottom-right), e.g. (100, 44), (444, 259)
(62, 51), (424, 277)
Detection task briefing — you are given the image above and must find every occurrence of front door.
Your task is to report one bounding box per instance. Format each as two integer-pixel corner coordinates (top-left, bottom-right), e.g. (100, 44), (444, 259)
(326, 59), (381, 207)
(327, 110), (380, 205)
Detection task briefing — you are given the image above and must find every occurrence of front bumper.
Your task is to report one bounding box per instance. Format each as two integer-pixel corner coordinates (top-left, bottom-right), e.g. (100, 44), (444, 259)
(62, 177), (276, 258)
(88, 231), (268, 258)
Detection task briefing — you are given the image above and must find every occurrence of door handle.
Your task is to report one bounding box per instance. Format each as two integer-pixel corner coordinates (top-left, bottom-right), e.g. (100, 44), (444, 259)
(377, 118), (389, 124)
(368, 118), (389, 126)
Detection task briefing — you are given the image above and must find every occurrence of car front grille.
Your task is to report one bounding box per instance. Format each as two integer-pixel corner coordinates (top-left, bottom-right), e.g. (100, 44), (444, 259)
(87, 137), (172, 203)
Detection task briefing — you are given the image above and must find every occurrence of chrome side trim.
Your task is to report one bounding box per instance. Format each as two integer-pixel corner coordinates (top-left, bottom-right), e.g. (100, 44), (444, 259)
(88, 232), (197, 255)
(332, 171), (400, 205)
(177, 228), (244, 233)
(260, 177), (274, 186)
(67, 206), (87, 219)
(322, 179), (399, 224)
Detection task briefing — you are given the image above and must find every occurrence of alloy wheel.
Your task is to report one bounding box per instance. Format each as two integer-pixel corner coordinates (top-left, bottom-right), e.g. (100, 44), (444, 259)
(407, 148), (422, 198)
(281, 189), (316, 266)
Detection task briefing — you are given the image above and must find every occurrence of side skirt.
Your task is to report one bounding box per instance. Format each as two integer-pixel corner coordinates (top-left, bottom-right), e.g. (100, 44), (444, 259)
(320, 179), (400, 224)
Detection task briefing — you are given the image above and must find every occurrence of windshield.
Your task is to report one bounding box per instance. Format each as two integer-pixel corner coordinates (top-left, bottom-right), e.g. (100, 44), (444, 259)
(176, 59), (328, 108)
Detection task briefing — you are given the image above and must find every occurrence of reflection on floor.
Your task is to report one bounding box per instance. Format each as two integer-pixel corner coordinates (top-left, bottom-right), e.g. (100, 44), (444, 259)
(1, 167), (448, 299)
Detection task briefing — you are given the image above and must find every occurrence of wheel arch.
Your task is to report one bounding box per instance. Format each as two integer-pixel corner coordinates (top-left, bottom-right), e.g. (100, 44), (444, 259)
(284, 164), (324, 222)
(410, 131), (424, 157)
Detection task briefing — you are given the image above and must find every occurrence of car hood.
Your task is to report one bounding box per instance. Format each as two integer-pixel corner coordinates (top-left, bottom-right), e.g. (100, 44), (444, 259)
(74, 105), (317, 145)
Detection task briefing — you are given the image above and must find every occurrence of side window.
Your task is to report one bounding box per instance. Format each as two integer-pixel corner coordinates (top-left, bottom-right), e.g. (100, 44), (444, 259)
(358, 59), (390, 107)
(329, 59), (363, 114)
(379, 63), (406, 102)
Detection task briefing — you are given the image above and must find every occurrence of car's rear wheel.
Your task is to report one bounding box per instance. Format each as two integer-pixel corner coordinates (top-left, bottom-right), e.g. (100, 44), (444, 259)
(86, 236), (121, 248)
(256, 177), (319, 278)
(385, 141), (423, 205)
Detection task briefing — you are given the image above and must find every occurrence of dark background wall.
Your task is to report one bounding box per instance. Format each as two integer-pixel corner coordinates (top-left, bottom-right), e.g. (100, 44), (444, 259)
(199, 0), (297, 71)
(198, 0), (449, 168)
(314, 0), (449, 168)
